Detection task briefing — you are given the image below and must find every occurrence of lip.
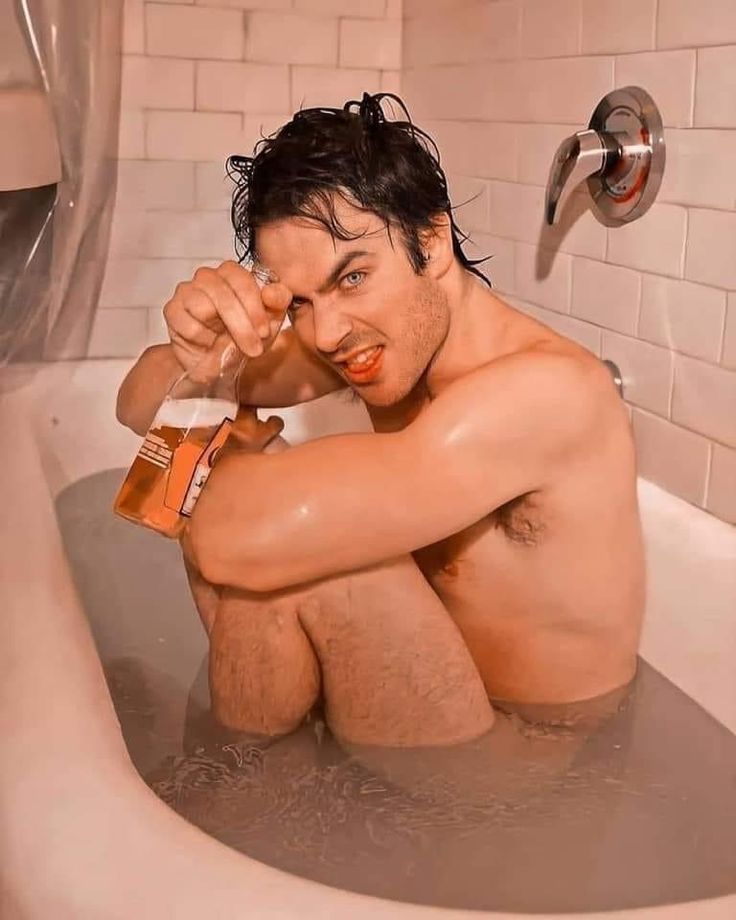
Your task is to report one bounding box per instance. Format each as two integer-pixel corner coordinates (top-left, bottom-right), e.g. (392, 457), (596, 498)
(340, 345), (384, 385)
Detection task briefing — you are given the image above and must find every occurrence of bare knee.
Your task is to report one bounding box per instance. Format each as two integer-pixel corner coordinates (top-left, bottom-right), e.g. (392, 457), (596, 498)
(295, 565), (495, 748)
(208, 599), (320, 736)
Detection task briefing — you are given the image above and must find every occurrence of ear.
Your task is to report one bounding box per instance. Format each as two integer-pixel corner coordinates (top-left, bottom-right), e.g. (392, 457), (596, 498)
(419, 213), (455, 281)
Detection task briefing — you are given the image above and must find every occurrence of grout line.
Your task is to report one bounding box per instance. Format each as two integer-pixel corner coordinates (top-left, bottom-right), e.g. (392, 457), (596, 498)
(717, 297), (728, 364)
(141, 110), (149, 159)
(679, 207), (689, 279)
(336, 17), (344, 69)
(690, 47), (699, 127)
(288, 62), (296, 113)
(667, 349), (675, 420)
(652, 0), (659, 50)
(142, 0), (149, 56)
(702, 441), (714, 509)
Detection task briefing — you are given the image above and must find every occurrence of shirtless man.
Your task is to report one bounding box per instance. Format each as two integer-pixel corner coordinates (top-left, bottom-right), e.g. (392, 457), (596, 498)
(116, 93), (645, 749)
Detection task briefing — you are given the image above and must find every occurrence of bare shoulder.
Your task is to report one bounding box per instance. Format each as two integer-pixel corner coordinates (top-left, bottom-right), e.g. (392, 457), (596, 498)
(410, 336), (623, 491)
(438, 336), (617, 427)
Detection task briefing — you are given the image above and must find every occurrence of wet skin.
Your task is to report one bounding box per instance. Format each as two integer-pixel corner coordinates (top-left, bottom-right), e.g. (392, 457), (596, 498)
(133, 195), (646, 744)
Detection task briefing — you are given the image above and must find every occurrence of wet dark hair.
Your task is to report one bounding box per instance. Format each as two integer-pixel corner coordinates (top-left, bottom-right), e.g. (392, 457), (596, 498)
(226, 92), (491, 287)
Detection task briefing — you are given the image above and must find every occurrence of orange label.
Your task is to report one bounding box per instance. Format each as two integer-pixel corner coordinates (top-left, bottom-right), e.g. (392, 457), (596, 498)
(163, 418), (233, 516)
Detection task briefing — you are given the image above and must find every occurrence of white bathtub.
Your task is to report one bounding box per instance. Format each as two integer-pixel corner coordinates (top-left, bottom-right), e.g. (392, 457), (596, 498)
(1, 359), (735, 920)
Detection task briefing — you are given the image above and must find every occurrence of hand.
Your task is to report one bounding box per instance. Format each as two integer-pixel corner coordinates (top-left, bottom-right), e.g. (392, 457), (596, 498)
(162, 260), (292, 375)
(215, 407), (285, 464)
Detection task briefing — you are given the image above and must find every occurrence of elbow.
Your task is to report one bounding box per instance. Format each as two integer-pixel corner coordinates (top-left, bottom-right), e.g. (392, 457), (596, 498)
(184, 514), (230, 589)
(115, 391), (142, 435)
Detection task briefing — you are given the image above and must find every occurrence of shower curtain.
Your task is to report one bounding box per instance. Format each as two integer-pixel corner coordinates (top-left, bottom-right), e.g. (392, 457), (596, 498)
(0, 0), (123, 365)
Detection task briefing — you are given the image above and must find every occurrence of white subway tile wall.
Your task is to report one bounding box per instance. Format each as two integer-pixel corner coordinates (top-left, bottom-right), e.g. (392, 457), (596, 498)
(581, 0), (657, 55)
(694, 45), (736, 128)
(707, 444), (736, 524)
(106, 0), (400, 364)
(246, 13), (339, 66)
(631, 408), (710, 507)
(521, 0), (580, 61)
(723, 294), (736, 371)
(291, 66), (381, 108)
(105, 0), (736, 524)
(402, 0), (735, 523)
(340, 19), (401, 69)
(614, 50), (696, 128)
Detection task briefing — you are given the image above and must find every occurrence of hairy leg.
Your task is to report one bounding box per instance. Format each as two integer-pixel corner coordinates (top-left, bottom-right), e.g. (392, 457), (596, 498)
(184, 552), (493, 745)
(207, 588), (321, 736)
(296, 555), (495, 747)
(182, 426), (492, 745)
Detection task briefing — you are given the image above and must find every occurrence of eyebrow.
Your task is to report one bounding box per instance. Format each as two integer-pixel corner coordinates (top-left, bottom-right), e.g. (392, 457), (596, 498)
(254, 249), (373, 299)
(316, 250), (372, 294)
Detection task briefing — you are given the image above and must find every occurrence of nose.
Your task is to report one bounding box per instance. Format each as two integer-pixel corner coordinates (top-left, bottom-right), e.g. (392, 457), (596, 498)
(312, 298), (352, 356)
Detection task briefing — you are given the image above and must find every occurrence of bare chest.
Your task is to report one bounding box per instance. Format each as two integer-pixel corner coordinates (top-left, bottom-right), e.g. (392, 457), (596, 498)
(413, 490), (547, 584)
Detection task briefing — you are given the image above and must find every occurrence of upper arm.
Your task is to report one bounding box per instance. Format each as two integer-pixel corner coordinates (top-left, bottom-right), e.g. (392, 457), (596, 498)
(237, 326), (346, 408)
(191, 352), (605, 591)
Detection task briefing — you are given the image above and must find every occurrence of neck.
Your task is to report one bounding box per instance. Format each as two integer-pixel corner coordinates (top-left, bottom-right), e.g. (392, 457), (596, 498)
(424, 261), (513, 398)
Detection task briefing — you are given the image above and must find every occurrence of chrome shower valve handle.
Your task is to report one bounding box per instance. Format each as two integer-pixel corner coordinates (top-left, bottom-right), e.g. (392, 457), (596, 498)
(545, 129), (613, 225)
(544, 86), (666, 228)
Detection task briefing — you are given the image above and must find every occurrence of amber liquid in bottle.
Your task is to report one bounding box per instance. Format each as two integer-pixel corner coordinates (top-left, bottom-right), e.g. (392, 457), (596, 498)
(114, 343), (242, 538)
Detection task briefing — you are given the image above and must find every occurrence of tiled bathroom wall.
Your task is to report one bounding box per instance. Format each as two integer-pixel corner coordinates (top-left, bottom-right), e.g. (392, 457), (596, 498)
(93, 0), (401, 357)
(402, 0), (736, 524)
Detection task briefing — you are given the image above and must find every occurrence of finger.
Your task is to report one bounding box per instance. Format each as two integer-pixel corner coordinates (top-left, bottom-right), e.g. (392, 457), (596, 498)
(227, 415), (284, 453)
(263, 415), (285, 438)
(261, 283), (292, 339)
(192, 266), (264, 358)
(234, 405), (259, 425)
(179, 283), (226, 333)
(169, 329), (209, 365)
(261, 282), (292, 315)
(164, 291), (219, 350)
(217, 261), (274, 338)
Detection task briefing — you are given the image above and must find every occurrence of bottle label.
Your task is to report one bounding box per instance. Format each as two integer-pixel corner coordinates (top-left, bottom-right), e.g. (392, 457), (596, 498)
(138, 432), (175, 469)
(163, 417), (234, 517)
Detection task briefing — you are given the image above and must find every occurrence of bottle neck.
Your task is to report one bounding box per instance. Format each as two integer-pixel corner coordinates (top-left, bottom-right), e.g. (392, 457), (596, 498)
(188, 336), (244, 384)
(168, 336), (244, 402)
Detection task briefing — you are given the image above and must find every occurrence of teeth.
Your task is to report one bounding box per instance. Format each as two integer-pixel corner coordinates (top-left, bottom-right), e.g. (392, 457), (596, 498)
(348, 347), (379, 367)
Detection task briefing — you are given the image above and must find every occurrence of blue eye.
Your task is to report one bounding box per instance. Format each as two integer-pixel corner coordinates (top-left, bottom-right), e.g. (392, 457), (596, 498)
(342, 270), (365, 289)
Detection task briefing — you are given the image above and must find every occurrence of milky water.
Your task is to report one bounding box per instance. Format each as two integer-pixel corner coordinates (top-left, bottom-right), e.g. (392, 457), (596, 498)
(56, 470), (736, 913)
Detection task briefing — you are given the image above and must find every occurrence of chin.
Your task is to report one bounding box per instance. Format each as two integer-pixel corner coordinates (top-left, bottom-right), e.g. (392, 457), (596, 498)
(359, 389), (399, 408)
(357, 376), (419, 408)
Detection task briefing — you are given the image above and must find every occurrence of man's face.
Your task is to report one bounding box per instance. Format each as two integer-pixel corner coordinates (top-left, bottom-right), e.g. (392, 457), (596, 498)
(255, 196), (450, 407)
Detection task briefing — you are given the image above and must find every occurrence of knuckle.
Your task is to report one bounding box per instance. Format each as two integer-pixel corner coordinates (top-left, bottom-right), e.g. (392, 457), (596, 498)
(193, 266), (214, 283)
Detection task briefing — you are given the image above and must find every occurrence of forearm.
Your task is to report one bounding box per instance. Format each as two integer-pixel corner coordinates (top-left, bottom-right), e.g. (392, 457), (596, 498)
(116, 344), (185, 436)
(237, 327), (345, 408)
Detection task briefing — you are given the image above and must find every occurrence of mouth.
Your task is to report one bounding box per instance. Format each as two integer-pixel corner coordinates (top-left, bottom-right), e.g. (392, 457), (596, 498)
(338, 345), (384, 385)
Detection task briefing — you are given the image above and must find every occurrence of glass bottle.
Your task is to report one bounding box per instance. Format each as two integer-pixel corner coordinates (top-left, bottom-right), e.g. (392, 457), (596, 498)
(113, 338), (243, 539)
